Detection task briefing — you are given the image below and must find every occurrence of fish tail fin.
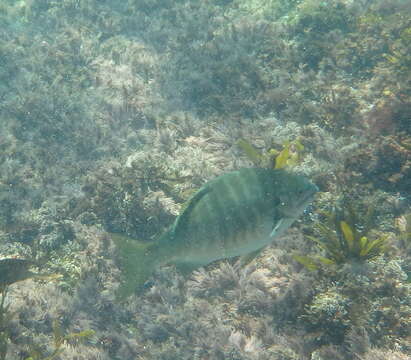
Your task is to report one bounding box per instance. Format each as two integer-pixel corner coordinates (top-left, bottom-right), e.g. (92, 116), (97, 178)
(111, 233), (159, 300)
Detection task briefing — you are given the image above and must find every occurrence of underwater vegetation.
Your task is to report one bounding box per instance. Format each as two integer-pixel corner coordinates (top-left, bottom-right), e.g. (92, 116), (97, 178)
(300, 254), (411, 351)
(294, 198), (389, 269)
(287, 0), (357, 70)
(24, 320), (95, 360)
(237, 138), (305, 169)
(0, 0), (410, 359)
(0, 258), (82, 360)
(287, 195), (411, 352)
(342, 133), (411, 195)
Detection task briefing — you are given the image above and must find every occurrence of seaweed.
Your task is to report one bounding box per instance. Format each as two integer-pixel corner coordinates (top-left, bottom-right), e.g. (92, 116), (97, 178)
(294, 198), (389, 268)
(25, 320), (95, 360)
(237, 138), (305, 169)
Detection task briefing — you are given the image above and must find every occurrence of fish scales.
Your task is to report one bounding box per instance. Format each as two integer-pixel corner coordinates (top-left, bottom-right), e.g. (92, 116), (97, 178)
(215, 174), (250, 250)
(220, 172), (267, 251)
(196, 171), (257, 252)
(233, 171), (278, 255)
(163, 168), (296, 265)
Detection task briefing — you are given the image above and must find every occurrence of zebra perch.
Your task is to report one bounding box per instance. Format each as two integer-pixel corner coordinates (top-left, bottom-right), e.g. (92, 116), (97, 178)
(113, 167), (318, 298)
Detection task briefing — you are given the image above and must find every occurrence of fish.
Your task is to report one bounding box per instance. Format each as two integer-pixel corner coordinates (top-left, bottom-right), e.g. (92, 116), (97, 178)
(113, 168), (318, 298)
(0, 258), (36, 290)
(0, 258), (62, 290)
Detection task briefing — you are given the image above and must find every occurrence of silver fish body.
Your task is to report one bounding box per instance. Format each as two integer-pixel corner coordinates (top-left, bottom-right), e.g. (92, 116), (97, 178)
(157, 168), (318, 268)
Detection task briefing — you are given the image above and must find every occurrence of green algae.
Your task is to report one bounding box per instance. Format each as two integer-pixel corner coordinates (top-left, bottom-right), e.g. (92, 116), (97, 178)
(237, 138), (305, 169)
(295, 199), (389, 269)
(25, 320), (95, 360)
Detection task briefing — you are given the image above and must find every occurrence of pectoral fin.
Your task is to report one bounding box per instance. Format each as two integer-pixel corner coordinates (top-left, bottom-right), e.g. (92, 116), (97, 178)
(270, 218), (284, 238)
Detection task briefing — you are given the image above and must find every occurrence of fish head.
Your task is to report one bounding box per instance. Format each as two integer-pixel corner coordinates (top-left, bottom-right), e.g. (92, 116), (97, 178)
(274, 170), (318, 219)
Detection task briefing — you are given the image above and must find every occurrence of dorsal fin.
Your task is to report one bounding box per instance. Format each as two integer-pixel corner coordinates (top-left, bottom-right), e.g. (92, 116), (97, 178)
(171, 186), (211, 239)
